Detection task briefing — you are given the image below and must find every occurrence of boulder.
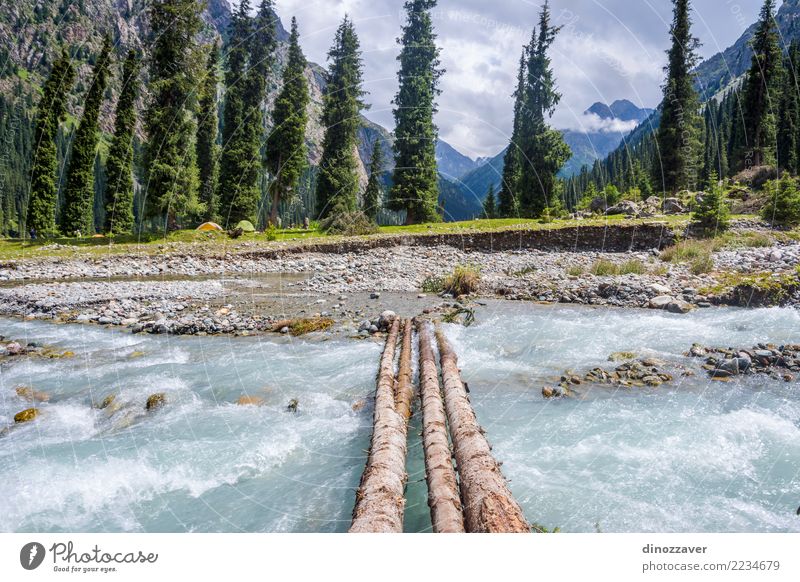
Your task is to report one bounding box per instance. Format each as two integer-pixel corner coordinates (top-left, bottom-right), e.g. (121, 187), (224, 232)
(589, 197), (607, 213)
(5, 342), (23, 356)
(14, 408), (39, 423)
(648, 283), (672, 295)
(649, 295), (674, 309)
(15, 386), (50, 402)
(662, 198), (685, 214)
(97, 394), (116, 410)
(378, 310), (397, 329)
(287, 398), (299, 413)
(665, 299), (695, 314)
(605, 200), (639, 216)
(145, 393), (167, 411)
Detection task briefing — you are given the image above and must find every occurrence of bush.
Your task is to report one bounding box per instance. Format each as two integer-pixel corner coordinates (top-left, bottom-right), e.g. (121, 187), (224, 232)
(319, 208), (378, 236)
(690, 255), (714, 275)
(619, 259), (646, 275)
(590, 260), (619, 276)
(421, 275), (444, 293)
(762, 172), (800, 226)
(442, 265), (481, 296)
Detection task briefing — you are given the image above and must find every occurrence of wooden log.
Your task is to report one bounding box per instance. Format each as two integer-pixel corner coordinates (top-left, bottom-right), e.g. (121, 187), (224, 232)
(395, 319), (415, 421)
(349, 318), (408, 532)
(417, 320), (465, 533)
(435, 325), (530, 533)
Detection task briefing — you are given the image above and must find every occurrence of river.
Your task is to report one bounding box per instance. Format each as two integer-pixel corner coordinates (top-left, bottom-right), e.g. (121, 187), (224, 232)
(1, 304), (799, 532)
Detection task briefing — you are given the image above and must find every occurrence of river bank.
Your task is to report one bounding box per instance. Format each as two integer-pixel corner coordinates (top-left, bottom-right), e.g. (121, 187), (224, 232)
(0, 221), (797, 337)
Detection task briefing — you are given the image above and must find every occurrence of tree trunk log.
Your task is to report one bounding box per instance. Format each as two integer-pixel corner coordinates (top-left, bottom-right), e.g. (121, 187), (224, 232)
(349, 318), (408, 532)
(435, 326), (530, 533)
(417, 320), (465, 533)
(395, 319), (414, 420)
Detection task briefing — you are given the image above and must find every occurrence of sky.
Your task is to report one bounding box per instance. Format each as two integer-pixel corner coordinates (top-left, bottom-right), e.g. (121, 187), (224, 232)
(258, 0), (763, 159)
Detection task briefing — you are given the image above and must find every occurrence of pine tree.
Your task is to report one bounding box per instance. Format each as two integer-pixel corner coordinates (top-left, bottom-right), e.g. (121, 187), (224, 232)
(315, 16), (367, 219)
(143, 0), (203, 230)
(483, 184), (497, 219)
(763, 172), (800, 225)
(265, 17), (309, 226)
(196, 42), (221, 222)
(692, 171), (730, 232)
(741, 0), (782, 168)
(60, 36), (112, 236)
(217, 1), (253, 226)
(27, 48), (76, 237)
(362, 140), (384, 221)
(498, 47), (527, 217)
(218, 0), (278, 226)
(103, 49), (140, 234)
(777, 42), (799, 174)
(656, 0), (702, 193)
(388, 0), (444, 224)
(518, 2), (571, 217)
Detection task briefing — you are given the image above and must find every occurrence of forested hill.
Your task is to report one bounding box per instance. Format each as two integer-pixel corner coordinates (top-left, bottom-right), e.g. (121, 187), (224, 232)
(694, 0), (800, 99)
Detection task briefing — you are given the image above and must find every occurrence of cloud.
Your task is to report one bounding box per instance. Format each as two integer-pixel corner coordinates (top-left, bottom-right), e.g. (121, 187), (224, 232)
(252, 0), (763, 158)
(560, 113), (641, 135)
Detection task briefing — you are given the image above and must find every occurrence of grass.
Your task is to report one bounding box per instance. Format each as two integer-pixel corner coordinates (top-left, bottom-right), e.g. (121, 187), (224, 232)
(0, 213), (757, 262)
(442, 264), (481, 296)
(566, 265), (586, 277)
(588, 259), (647, 276)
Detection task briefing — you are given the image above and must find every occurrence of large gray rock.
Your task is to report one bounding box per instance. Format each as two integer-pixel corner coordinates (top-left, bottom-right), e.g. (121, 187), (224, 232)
(589, 197), (607, 213)
(605, 200), (639, 216)
(649, 295), (674, 309)
(665, 299), (695, 314)
(663, 198), (685, 214)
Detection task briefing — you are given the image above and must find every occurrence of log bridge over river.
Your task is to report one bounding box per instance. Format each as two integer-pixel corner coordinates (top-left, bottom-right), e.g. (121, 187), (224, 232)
(349, 318), (530, 533)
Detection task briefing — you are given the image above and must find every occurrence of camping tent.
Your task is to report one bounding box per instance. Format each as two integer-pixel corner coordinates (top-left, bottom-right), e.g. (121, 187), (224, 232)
(196, 222), (223, 232)
(236, 220), (256, 233)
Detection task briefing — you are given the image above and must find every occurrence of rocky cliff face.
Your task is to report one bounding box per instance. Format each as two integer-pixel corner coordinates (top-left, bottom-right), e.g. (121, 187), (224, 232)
(0, 0), (382, 184)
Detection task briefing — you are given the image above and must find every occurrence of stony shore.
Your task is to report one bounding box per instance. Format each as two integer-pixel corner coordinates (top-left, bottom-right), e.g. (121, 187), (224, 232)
(0, 222), (798, 337)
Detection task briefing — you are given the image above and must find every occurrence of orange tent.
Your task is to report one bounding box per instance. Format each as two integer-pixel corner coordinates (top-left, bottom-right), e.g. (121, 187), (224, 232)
(196, 222), (223, 232)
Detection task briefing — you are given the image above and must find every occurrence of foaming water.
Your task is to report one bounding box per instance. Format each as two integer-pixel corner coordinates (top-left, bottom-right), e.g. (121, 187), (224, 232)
(1, 305), (799, 532)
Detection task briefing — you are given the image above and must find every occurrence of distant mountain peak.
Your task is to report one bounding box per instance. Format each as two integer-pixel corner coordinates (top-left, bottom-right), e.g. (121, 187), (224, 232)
(585, 100), (652, 122)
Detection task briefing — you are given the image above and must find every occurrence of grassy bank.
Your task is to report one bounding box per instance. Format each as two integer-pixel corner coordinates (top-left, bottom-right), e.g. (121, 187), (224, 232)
(0, 213), (768, 261)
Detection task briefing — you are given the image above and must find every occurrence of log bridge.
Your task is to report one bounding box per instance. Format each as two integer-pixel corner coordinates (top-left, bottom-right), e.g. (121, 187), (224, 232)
(349, 317), (530, 533)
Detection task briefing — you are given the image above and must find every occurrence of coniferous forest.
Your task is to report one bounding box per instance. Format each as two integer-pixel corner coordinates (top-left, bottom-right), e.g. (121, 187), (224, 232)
(2, 0), (800, 237)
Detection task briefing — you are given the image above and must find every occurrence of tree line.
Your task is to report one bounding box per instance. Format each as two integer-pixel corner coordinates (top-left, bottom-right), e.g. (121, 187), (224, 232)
(564, 0), (800, 223)
(17, 0), (449, 237)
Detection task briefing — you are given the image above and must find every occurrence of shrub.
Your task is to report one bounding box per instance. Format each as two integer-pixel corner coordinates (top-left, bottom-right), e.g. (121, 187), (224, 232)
(619, 259), (646, 275)
(421, 275), (444, 293)
(319, 207), (378, 236)
(566, 265), (586, 276)
(762, 172), (800, 226)
(690, 255), (714, 275)
(442, 265), (481, 296)
(589, 260), (619, 276)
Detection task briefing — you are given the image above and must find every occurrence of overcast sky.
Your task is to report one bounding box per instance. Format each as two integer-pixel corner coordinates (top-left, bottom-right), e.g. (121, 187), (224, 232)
(261, 0), (762, 159)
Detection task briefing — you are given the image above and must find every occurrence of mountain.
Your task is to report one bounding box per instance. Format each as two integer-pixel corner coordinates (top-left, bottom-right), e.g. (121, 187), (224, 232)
(560, 100), (654, 177)
(435, 140), (481, 180)
(694, 0), (800, 99)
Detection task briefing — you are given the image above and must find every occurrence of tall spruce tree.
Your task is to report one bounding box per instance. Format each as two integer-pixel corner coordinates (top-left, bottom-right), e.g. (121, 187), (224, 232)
(265, 17), (309, 226)
(196, 42), (221, 222)
(217, 1), (253, 226)
(315, 16), (367, 219)
(103, 49), (140, 234)
(498, 47), (528, 217)
(218, 0), (278, 226)
(388, 0), (444, 224)
(518, 1), (571, 217)
(362, 140), (384, 221)
(777, 42), (799, 174)
(28, 49), (76, 237)
(60, 36), (112, 236)
(143, 0), (203, 229)
(741, 0), (782, 169)
(656, 0), (702, 193)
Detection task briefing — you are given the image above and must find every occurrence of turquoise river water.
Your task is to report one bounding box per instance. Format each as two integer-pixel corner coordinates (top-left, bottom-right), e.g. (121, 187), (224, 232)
(1, 304), (799, 532)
